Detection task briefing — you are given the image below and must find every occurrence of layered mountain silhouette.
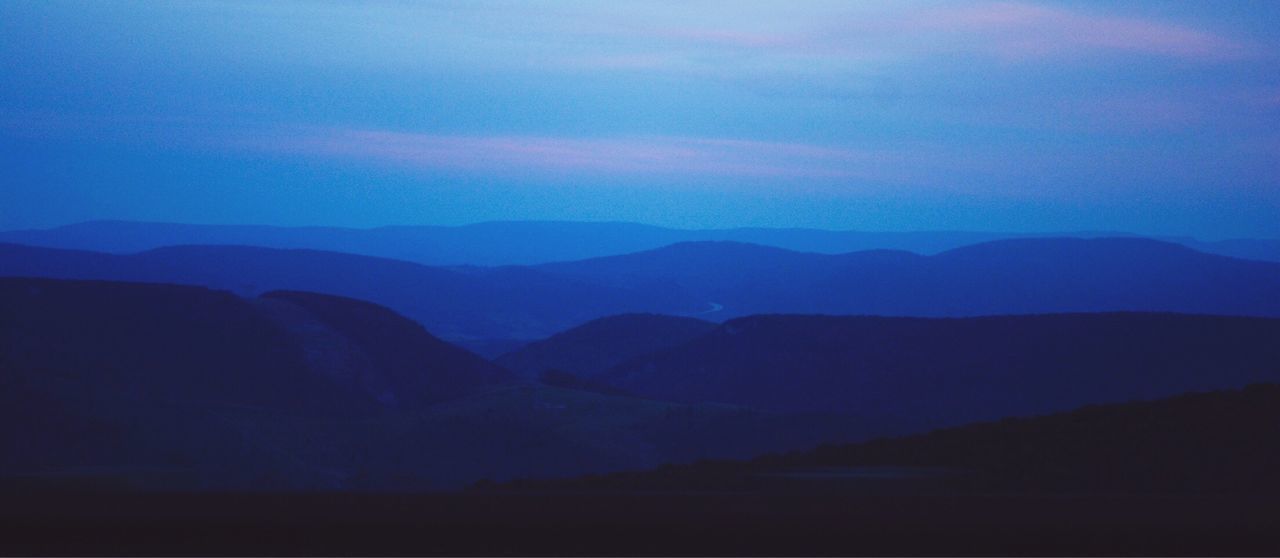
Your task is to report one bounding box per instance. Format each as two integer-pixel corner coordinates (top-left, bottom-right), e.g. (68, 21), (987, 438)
(502, 384), (1280, 495)
(0, 278), (874, 490)
(496, 314), (716, 379)
(5, 238), (1280, 348)
(598, 313), (1280, 429)
(538, 237), (1280, 318)
(0, 243), (701, 342)
(5, 220), (1278, 265)
(256, 290), (512, 407)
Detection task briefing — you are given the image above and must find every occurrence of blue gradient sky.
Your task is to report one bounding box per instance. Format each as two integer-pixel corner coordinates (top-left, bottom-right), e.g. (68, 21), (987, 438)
(2, 1), (1278, 237)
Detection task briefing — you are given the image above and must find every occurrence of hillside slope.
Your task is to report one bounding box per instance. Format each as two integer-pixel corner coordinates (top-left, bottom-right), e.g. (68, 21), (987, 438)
(537, 237), (1280, 318)
(503, 384), (1280, 495)
(0, 243), (701, 341)
(496, 314), (716, 379)
(0, 278), (877, 490)
(603, 313), (1280, 428)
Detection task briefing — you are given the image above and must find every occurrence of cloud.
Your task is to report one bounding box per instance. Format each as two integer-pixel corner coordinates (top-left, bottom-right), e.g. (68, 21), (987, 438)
(238, 128), (928, 183)
(907, 2), (1248, 61)
(562, 1), (1250, 73)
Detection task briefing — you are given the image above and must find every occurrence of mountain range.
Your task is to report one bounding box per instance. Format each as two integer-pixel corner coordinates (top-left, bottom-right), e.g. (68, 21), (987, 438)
(537, 237), (1280, 319)
(5, 237), (1280, 348)
(4, 220), (1279, 265)
(0, 277), (875, 490)
(0, 243), (700, 344)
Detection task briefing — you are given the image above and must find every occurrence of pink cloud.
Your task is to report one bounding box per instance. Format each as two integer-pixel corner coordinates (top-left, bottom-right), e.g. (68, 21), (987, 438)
(242, 128), (925, 183)
(649, 28), (794, 49)
(912, 2), (1248, 61)
(564, 2), (1248, 71)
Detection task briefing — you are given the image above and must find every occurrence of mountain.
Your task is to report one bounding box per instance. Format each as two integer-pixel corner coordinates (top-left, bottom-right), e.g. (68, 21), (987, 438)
(537, 237), (1280, 318)
(1184, 237), (1280, 263)
(502, 384), (1280, 495)
(256, 290), (513, 407)
(8, 237), (1280, 345)
(0, 243), (702, 342)
(7, 220), (1276, 266)
(495, 314), (717, 379)
(0, 278), (878, 490)
(0, 278), (512, 413)
(0, 277), (362, 415)
(600, 313), (1280, 428)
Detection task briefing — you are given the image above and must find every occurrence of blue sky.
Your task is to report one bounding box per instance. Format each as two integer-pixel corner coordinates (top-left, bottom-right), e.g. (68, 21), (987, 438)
(2, 1), (1278, 237)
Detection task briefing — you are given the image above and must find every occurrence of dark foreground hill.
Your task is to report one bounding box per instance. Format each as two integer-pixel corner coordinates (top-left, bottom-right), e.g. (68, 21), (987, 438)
(256, 290), (513, 406)
(601, 313), (1280, 429)
(538, 237), (1280, 318)
(0, 278), (873, 490)
(6, 388), (1279, 555)
(0, 243), (701, 342)
(497, 384), (1280, 495)
(495, 313), (717, 379)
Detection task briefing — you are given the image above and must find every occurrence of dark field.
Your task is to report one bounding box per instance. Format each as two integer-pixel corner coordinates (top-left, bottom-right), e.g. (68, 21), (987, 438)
(3, 490), (1278, 556)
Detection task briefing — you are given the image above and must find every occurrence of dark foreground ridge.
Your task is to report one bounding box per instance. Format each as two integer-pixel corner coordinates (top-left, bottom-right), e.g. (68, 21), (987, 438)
(0, 277), (874, 491)
(493, 384), (1280, 495)
(1, 491), (1277, 556)
(3, 386), (1279, 555)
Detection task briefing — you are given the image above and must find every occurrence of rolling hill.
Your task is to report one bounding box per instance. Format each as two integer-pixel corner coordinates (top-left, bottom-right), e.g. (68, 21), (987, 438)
(495, 314), (717, 379)
(599, 313), (1280, 429)
(0, 278), (878, 490)
(7, 237), (1280, 351)
(499, 384), (1280, 495)
(537, 237), (1280, 318)
(0, 243), (702, 342)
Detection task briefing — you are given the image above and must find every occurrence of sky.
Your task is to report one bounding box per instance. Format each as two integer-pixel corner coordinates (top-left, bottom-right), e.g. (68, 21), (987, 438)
(1, 1), (1278, 238)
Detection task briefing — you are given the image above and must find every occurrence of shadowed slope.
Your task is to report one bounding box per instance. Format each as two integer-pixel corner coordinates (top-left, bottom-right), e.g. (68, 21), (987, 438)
(0, 278), (879, 490)
(259, 290), (514, 407)
(501, 384), (1280, 495)
(496, 314), (716, 379)
(603, 313), (1280, 428)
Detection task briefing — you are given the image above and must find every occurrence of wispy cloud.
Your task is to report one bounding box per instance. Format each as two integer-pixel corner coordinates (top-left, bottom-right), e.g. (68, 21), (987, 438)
(564, 1), (1250, 73)
(237, 127), (929, 183)
(908, 2), (1248, 61)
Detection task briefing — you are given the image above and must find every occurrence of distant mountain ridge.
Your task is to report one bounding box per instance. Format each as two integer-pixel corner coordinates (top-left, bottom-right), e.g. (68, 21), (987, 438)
(537, 237), (1280, 319)
(4, 237), (1280, 345)
(4, 220), (1277, 265)
(0, 242), (702, 342)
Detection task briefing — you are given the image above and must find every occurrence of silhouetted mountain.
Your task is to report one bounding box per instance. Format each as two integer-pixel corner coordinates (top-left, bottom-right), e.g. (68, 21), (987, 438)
(496, 314), (717, 379)
(0, 278), (877, 490)
(0, 243), (701, 341)
(7, 220), (1275, 265)
(1184, 237), (1280, 263)
(0, 278), (360, 415)
(257, 290), (513, 407)
(502, 384), (1280, 495)
(601, 313), (1280, 428)
(538, 237), (1280, 318)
